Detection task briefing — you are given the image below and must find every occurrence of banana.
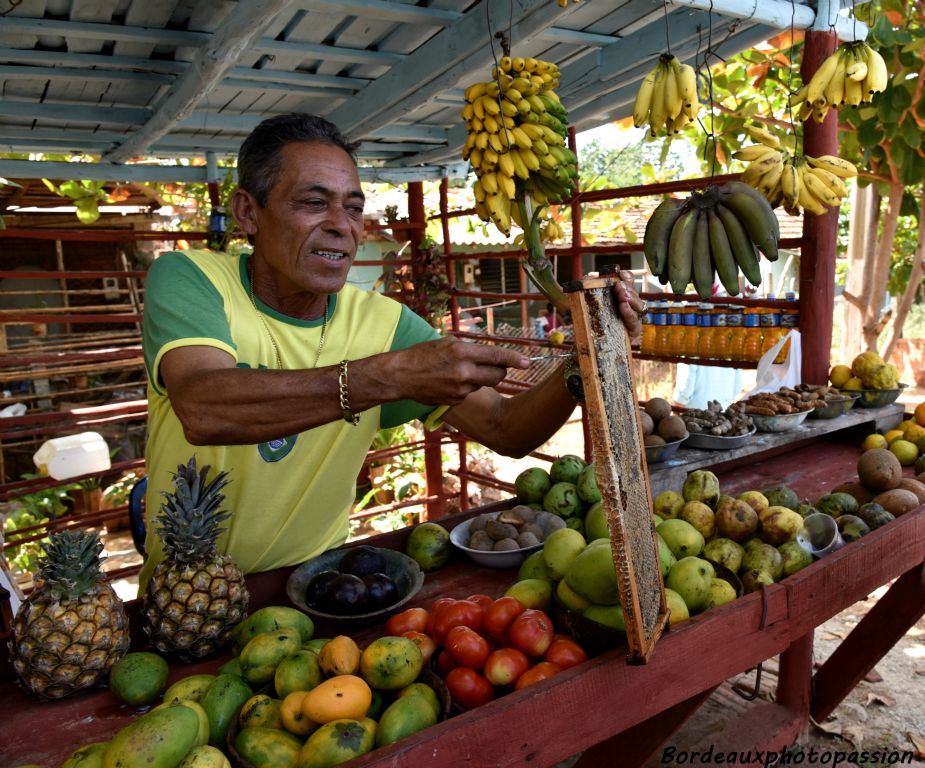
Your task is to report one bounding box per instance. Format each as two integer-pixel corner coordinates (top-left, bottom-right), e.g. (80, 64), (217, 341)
(844, 76), (863, 107)
(663, 56), (682, 121)
(733, 144), (779, 162)
(472, 179), (486, 203)
(780, 160), (801, 210)
(715, 202), (762, 287)
(634, 65), (659, 128)
(667, 208), (698, 294)
(707, 208), (740, 297)
(483, 114), (501, 134)
(677, 63), (697, 109)
(718, 181), (779, 262)
(497, 151), (515, 179)
(486, 192), (511, 234)
(743, 124), (781, 148)
(648, 62), (670, 136)
(464, 82), (490, 102)
(806, 48), (844, 106)
(508, 149), (530, 180)
(789, 84), (809, 108)
(517, 146), (541, 172)
(823, 56), (846, 106)
(846, 58), (868, 83)
(796, 169), (828, 215)
(863, 45), (888, 94)
(691, 210), (713, 299)
(801, 168), (841, 208)
(807, 165), (848, 199)
(643, 198), (685, 277)
(805, 154), (857, 178)
(742, 151), (783, 186)
(480, 171), (499, 195)
(756, 161), (784, 199)
(487, 132), (504, 153)
(469, 147), (483, 170)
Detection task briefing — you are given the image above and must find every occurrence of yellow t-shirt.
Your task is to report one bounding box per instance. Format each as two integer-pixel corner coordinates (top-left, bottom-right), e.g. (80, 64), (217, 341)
(138, 250), (439, 589)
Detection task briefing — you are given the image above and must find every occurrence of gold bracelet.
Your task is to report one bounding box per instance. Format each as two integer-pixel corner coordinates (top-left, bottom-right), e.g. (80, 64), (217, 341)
(338, 359), (360, 425)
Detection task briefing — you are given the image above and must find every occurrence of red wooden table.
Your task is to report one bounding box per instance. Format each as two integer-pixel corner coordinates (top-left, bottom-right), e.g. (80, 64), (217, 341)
(2, 440), (924, 768)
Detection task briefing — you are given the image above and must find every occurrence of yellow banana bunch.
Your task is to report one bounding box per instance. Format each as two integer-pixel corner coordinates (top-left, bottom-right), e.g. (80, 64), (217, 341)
(735, 144), (856, 216)
(791, 41), (888, 123)
(461, 56), (578, 236)
(556, 0), (580, 6)
(643, 182), (777, 298)
(632, 53), (700, 137)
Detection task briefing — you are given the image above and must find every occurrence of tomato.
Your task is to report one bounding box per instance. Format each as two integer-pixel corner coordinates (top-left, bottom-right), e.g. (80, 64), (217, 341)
(508, 609), (555, 657)
(430, 599), (484, 645)
(483, 647), (530, 687)
(427, 597), (457, 634)
(385, 607), (429, 636)
(483, 596), (527, 643)
(544, 637), (588, 670)
(514, 661), (562, 690)
(436, 649), (457, 675)
(445, 625), (491, 670)
(445, 667), (495, 710)
(402, 630), (437, 665)
(466, 593), (494, 611)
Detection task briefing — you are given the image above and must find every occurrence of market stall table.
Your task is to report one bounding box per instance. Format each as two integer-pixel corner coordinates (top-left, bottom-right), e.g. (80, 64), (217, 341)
(1, 438), (923, 768)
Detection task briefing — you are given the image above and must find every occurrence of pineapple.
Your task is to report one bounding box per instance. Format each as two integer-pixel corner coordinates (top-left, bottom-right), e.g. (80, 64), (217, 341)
(142, 457), (248, 659)
(9, 529), (129, 699)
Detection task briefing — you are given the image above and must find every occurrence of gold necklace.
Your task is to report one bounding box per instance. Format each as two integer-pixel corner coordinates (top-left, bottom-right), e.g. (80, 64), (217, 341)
(248, 262), (328, 370)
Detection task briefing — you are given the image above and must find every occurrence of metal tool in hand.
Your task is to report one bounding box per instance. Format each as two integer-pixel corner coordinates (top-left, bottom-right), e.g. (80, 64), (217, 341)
(526, 352), (575, 362)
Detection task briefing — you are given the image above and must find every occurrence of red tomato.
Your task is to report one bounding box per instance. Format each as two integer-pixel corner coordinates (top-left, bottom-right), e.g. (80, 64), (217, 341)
(385, 607), (429, 636)
(466, 593), (494, 611)
(436, 649), (457, 675)
(445, 667), (495, 710)
(483, 647), (530, 687)
(514, 661), (562, 690)
(402, 630), (437, 665)
(508, 609), (555, 657)
(544, 637), (588, 670)
(427, 597), (457, 634)
(445, 625), (491, 670)
(482, 596), (527, 643)
(431, 599), (484, 645)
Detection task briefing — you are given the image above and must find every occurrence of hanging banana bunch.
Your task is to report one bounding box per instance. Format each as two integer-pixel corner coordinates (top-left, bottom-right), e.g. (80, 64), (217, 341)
(555, 0), (580, 6)
(790, 40), (888, 123)
(643, 182), (778, 299)
(632, 53), (700, 137)
(461, 56), (579, 312)
(733, 143), (857, 216)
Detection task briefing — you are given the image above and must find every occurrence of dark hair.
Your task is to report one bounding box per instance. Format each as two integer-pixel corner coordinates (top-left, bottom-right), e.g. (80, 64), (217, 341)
(237, 114), (360, 206)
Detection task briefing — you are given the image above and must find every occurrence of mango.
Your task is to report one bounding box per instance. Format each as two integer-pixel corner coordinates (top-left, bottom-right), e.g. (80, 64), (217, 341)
(177, 745), (231, 768)
(359, 636), (423, 690)
(666, 556), (712, 614)
(239, 628), (302, 685)
(199, 673), (253, 748)
(231, 606), (314, 655)
(542, 527), (587, 580)
(564, 541), (619, 605)
(297, 719), (375, 768)
(163, 674), (217, 704)
(318, 635), (361, 677)
(234, 726), (302, 768)
(62, 742), (108, 768)
(302, 675), (372, 723)
(275, 649), (324, 699)
(154, 699), (210, 747)
(375, 694), (439, 747)
(109, 652), (169, 706)
(238, 694), (284, 731)
(102, 703), (200, 768)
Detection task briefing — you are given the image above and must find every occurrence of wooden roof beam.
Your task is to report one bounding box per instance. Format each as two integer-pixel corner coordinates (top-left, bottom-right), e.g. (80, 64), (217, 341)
(103, 0), (295, 164)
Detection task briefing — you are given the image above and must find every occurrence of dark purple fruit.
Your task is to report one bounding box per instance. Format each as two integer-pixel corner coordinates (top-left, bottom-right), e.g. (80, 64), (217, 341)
(323, 573), (369, 614)
(339, 545), (387, 578)
(362, 572), (398, 609)
(305, 570), (340, 609)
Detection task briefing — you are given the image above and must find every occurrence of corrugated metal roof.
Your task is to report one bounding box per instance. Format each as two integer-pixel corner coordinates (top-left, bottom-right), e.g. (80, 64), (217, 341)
(0, 0), (850, 183)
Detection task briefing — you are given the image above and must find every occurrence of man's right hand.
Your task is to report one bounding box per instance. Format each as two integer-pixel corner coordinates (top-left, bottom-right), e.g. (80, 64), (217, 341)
(384, 337), (531, 406)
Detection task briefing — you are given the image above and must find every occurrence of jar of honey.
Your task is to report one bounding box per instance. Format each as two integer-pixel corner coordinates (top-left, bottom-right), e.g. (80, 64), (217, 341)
(680, 304), (699, 357)
(760, 306), (785, 361)
(641, 310), (655, 353)
(651, 301), (670, 356)
(665, 303), (684, 357)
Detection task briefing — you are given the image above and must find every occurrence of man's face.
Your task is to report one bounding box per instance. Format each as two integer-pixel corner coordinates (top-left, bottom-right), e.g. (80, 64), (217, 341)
(237, 141), (365, 306)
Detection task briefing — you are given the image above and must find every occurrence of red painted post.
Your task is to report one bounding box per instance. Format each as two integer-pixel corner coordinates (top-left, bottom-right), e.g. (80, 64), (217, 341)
(799, 29), (840, 384)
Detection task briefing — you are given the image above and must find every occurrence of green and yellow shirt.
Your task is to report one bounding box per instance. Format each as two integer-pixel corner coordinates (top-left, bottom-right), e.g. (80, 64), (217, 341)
(139, 249), (440, 588)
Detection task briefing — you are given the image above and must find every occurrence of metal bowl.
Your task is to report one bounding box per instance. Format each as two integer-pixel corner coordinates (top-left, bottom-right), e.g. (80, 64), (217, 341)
(286, 546), (424, 627)
(851, 384), (908, 409)
(807, 393), (861, 419)
(449, 511), (543, 569)
(749, 410), (811, 432)
(684, 427), (756, 450)
(644, 435), (688, 463)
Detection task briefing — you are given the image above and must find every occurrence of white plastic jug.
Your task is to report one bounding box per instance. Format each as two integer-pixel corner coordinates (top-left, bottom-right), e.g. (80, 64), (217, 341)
(33, 432), (111, 480)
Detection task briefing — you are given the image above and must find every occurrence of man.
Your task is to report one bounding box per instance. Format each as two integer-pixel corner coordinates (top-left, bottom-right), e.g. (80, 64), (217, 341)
(139, 114), (645, 586)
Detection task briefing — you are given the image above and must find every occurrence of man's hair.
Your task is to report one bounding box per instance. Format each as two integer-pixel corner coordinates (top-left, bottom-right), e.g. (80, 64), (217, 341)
(237, 114), (360, 206)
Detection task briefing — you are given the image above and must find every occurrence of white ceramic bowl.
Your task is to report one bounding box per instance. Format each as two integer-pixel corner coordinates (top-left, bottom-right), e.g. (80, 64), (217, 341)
(449, 510), (545, 569)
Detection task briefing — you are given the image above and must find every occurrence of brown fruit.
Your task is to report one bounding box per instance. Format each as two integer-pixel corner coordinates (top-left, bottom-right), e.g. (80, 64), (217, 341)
(657, 415), (688, 442)
(644, 434), (666, 446)
(870, 488), (920, 517)
(896, 478), (925, 504)
(644, 397), (672, 422)
(714, 498), (759, 543)
(639, 411), (654, 436)
(856, 449), (903, 492)
(829, 480), (875, 506)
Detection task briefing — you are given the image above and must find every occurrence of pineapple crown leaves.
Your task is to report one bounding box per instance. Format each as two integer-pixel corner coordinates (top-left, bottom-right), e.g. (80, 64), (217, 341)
(36, 529), (106, 600)
(156, 456), (232, 563)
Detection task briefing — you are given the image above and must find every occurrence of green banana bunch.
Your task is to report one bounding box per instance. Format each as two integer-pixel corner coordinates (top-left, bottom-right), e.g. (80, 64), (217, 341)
(734, 143), (857, 216)
(632, 53), (700, 137)
(461, 56), (578, 236)
(790, 41), (888, 123)
(643, 181), (778, 299)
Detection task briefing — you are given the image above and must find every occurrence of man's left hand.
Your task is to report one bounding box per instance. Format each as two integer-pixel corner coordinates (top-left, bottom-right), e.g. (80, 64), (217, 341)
(614, 270), (646, 344)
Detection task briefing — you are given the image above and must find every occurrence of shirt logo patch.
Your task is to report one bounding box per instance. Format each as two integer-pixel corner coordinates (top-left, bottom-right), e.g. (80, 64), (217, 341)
(258, 435), (297, 462)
